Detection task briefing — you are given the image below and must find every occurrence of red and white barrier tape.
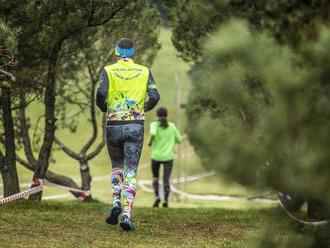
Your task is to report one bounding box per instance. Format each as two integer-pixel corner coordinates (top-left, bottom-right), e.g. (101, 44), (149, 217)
(0, 178), (91, 204)
(278, 198), (330, 226)
(0, 179), (44, 205)
(43, 181), (90, 200)
(43, 181), (89, 194)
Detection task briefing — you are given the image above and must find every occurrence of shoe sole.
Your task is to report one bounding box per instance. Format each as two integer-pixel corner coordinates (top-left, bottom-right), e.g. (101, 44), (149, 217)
(120, 221), (135, 231)
(153, 199), (161, 208)
(106, 206), (122, 225)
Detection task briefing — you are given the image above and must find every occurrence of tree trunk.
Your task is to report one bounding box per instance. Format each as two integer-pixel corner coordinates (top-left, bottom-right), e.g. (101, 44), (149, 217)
(46, 170), (81, 198)
(80, 159), (92, 191)
(79, 159), (93, 201)
(0, 87), (20, 196)
(30, 45), (60, 201)
(16, 155), (81, 198)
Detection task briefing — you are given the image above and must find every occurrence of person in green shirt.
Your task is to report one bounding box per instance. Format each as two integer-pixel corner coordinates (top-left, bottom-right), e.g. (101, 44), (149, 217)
(148, 107), (181, 208)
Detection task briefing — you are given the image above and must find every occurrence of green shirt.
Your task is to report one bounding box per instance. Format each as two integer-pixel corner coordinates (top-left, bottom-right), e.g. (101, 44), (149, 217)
(150, 121), (181, 161)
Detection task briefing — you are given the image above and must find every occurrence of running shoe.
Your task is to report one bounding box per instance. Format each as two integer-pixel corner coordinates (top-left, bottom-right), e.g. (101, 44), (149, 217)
(163, 202), (168, 208)
(120, 215), (135, 231)
(152, 197), (161, 208)
(106, 203), (122, 225)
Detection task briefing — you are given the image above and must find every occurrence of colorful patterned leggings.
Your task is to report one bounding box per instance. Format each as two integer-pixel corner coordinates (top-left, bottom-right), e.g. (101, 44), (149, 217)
(106, 123), (144, 218)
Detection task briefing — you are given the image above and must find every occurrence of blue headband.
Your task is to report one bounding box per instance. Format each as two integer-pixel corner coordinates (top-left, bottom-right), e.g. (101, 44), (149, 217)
(115, 45), (135, 57)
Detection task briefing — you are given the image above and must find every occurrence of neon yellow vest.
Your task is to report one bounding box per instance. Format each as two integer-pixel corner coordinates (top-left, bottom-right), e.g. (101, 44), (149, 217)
(104, 59), (149, 121)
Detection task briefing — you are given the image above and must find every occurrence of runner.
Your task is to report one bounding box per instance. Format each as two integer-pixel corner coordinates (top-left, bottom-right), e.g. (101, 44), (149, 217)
(96, 38), (160, 231)
(149, 107), (181, 208)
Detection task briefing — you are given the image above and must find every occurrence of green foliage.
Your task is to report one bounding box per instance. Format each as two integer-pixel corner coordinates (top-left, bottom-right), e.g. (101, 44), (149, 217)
(171, 0), (227, 62)
(0, 20), (19, 86)
(171, 0), (330, 62)
(1, 0), (146, 91)
(184, 19), (330, 246)
(0, 20), (18, 56)
(187, 20), (330, 204)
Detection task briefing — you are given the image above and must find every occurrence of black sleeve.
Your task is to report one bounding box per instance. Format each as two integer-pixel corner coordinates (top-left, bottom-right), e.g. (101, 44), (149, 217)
(96, 68), (109, 113)
(144, 69), (160, 112)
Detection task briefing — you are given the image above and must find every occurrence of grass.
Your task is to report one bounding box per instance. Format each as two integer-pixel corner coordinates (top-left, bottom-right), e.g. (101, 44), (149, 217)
(0, 201), (282, 248)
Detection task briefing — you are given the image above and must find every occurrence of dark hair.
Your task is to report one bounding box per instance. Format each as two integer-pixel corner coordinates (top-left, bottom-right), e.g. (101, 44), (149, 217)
(117, 38), (134, 49)
(157, 107), (168, 128)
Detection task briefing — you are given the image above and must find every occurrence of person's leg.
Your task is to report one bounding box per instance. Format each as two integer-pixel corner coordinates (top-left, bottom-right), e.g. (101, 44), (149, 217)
(163, 160), (173, 207)
(151, 160), (161, 207)
(111, 167), (124, 207)
(121, 124), (144, 229)
(105, 125), (124, 225)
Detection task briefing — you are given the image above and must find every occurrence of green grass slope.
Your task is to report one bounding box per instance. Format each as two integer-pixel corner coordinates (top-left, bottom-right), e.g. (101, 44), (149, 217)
(0, 201), (285, 248)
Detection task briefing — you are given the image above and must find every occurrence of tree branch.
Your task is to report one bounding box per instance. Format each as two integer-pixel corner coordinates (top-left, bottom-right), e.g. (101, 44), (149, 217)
(87, 2), (128, 27)
(18, 94), (38, 166)
(54, 136), (80, 160)
(32, 114), (45, 150)
(10, 94), (38, 111)
(86, 115), (106, 161)
(35, 41), (62, 180)
(80, 57), (98, 155)
(86, 136), (106, 161)
(87, 0), (96, 26)
(15, 153), (34, 170)
(73, 78), (89, 100)
(0, 148), (5, 172)
(0, 68), (16, 81)
(16, 154), (81, 198)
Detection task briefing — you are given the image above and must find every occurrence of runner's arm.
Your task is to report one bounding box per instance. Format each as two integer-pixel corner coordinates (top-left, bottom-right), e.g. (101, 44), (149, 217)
(148, 136), (154, 146)
(96, 68), (109, 112)
(148, 122), (157, 146)
(144, 70), (160, 112)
